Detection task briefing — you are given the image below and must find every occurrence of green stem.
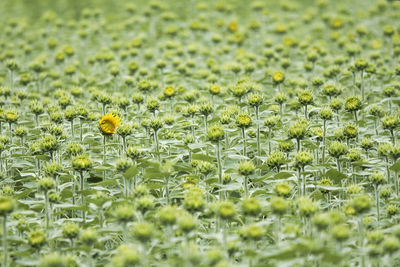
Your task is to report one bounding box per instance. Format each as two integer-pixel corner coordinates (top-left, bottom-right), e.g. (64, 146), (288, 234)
(244, 176), (249, 198)
(3, 215), (7, 267)
(322, 120), (326, 163)
(154, 129), (160, 161)
(45, 191), (50, 229)
(242, 128), (246, 157)
(256, 107), (261, 159)
(80, 171), (86, 223)
(216, 142), (223, 200)
(375, 185), (380, 222)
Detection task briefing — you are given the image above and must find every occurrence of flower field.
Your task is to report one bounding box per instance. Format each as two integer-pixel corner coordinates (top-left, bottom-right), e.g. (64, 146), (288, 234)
(1, 0), (400, 266)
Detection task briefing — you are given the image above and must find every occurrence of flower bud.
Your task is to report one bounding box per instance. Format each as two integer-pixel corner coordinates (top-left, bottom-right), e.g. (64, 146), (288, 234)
(80, 228), (97, 246)
(236, 113), (252, 128)
(72, 154), (92, 172)
(238, 160), (255, 176)
(241, 198), (261, 217)
(217, 201), (236, 220)
(62, 222), (79, 240)
(112, 244), (140, 267)
(328, 141), (348, 158)
(131, 221), (153, 242)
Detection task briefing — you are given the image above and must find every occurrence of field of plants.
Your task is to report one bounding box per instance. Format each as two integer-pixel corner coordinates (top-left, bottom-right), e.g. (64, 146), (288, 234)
(0, 0), (400, 266)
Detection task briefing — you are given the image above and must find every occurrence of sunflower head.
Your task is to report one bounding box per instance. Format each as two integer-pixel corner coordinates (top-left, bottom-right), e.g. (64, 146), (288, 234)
(99, 113), (120, 135)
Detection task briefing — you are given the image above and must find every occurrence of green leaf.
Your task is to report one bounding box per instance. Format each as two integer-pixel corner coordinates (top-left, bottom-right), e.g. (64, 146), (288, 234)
(324, 168), (347, 184)
(274, 172), (294, 179)
(390, 160), (400, 172)
(191, 153), (215, 163)
(123, 165), (139, 179)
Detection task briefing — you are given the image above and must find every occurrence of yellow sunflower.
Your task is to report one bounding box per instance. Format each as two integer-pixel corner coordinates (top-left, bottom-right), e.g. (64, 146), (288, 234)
(99, 113), (120, 135)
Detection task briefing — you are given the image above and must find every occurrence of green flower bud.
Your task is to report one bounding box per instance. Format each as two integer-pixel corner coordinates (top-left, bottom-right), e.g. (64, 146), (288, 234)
(238, 160), (255, 176)
(28, 229), (46, 248)
(115, 204), (135, 224)
(14, 126), (28, 137)
(369, 172), (386, 185)
(382, 236), (400, 254)
(62, 222), (79, 240)
(199, 102), (213, 116)
(146, 98), (160, 113)
(380, 187), (391, 199)
(347, 149), (361, 162)
(116, 158), (133, 173)
(274, 92), (287, 104)
(248, 93), (263, 107)
(266, 151), (286, 171)
(320, 107), (333, 120)
(131, 221), (153, 242)
(298, 90), (313, 106)
(43, 162), (62, 177)
(217, 201), (236, 220)
(350, 194), (372, 214)
(72, 154), (92, 172)
(332, 224), (350, 242)
(297, 197), (319, 217)
(278, 140), (294, 153)
(378, 143), (391, 157)
(322, 84), (342, 97)
(265, 115), (281, 129)
(236, 113), (252, 128)
(184, 187), (205, 212)
(313, 212), (330, 231)
(382, 115), (399, 130)
(38, 177), (55, 192)
(274, 182), (292, 197)
(112, 244), (141, 267)
(366, 230), (384, 245)
(39, 253), (69, 267)
(241, 198), (261, 217)
(238, 223), (264, 241)
(66, 142), (83, 157)
(288, 119), (308, 140)
(328, 141), (348, 158)
(343, 124), (358, 139)
(272, 71), (285, 84)
(126, 146), (143, 160)
(178, 213), (197, 233)
(361, 138), (373, 151)
(40, 135), (59, 153)
(344, 96), (362, 112)
(197, 161), (215, 176)
(207, 124), (225, 142)
(355, 58), (368, 71)
(80, 228), (97, 246)
(270, 196), (288, 215)
(294, 151), (313, 168)
(158, 206), (177, 225)
(136, 196), (154, 213)
(0, 196), (15, 217)
(150, 118), (163, 131)
(4, 109), (19, 123)
(330, 98), (343, 111)
(117, 123), (133, 137)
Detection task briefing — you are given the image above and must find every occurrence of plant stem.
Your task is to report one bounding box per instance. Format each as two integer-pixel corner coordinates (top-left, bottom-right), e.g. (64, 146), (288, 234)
(80, 171), (86, 223)
(375, 185), (380, 222)
(244, 176), (249, 198)
(154, 129), (160, 161)
(3, 215), (7, 267)
(255, 107), (261, 160)
(242, 128), (246, 157)
(216, 142), (223, 200)
(44, 191), (50, 229)
(322, 120), (327, 163)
